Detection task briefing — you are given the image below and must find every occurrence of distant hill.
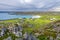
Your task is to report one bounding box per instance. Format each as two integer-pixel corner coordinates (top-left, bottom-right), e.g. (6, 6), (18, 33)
(8, 12), (60, 15)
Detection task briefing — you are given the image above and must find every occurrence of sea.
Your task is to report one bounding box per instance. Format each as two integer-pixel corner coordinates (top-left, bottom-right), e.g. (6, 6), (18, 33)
(0, 13), (32, 20)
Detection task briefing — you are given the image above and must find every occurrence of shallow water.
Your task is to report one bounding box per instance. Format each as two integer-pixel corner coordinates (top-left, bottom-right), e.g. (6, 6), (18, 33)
(0, 13), (32, 20)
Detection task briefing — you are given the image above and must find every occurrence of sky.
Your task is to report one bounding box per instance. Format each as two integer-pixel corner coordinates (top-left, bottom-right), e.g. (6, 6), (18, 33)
(0, 0), (60, 11)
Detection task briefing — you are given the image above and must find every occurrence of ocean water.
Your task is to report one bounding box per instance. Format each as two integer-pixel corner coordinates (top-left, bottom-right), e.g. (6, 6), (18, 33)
(0, 13), (32, 20)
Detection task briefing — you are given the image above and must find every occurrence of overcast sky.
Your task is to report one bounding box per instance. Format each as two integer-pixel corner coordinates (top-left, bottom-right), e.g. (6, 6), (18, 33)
(0, 0), (60, 11)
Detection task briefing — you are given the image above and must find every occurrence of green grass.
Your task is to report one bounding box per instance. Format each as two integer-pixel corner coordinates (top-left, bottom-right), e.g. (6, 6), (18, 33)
(0, 13), (60, 40)
(0, 14), (60, 33)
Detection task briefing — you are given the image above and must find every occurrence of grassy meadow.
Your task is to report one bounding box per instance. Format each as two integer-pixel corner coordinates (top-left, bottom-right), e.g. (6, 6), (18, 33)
(0, 12), (60, 40)
(0, 12), (60, 32)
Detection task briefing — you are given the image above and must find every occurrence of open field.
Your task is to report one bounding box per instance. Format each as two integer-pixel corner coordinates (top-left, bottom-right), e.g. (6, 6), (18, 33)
(0, 13), (60, 33)
(0, 12), (60, 40)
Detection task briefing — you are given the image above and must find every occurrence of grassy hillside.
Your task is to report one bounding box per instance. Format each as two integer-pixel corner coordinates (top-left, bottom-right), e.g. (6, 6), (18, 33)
(0, 12), (60, 40)
(0, 13), (60, 32)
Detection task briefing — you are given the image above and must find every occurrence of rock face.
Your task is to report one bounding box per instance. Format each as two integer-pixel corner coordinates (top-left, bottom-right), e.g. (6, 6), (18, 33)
(23, 32), (37, 40)
(45, 20), (60, 40)
(1, 19), (60, 40)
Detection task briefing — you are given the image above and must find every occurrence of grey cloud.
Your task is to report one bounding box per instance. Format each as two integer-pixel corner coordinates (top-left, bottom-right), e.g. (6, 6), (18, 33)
(0, 0), (60, 11)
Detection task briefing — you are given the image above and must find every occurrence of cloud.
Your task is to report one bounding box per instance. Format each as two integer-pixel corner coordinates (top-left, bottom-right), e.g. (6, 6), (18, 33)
(48, 1), (60, 11)
(0, 0), (60, 11)
(49, 6), (60, 11)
